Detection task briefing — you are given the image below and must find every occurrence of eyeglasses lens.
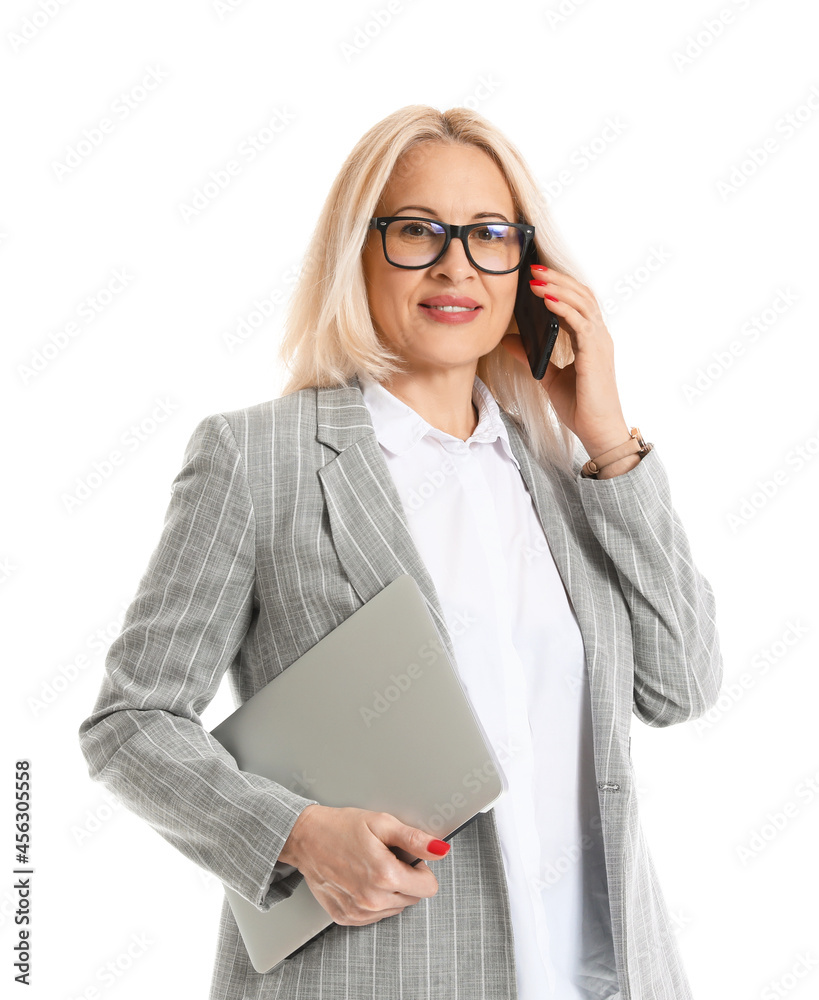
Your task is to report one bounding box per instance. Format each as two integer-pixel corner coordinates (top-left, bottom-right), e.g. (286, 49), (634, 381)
(384, 219), (524, 272)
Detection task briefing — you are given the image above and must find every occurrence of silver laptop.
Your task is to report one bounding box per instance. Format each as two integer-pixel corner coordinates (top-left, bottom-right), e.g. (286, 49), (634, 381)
(209, 573), (507, 974)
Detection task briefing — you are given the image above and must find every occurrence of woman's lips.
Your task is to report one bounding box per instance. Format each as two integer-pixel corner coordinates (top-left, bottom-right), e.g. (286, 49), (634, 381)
(418, 304), (483, 325)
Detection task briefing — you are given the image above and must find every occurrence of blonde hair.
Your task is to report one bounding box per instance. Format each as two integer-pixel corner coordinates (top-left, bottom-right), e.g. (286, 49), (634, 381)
(277, 104), (593, 476)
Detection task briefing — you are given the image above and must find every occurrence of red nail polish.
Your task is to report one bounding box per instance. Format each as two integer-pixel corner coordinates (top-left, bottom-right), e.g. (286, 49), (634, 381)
(428, 839), (450, 856)
(545, 294), (559, 302)
(531, 264), (548, 271)
(529, 280), (548, 287)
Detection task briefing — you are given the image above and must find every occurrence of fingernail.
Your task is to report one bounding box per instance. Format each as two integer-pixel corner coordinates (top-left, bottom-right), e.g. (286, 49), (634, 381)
(428, 839), (450, 856)
(531, 264), (548, 271)
(545, 294), (559, 302)
(529, 280), (548, 287)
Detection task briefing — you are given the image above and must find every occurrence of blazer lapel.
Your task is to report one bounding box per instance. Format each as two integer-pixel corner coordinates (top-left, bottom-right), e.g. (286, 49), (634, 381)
(498, 409), (606, 695)
(314, 376), (457, 665)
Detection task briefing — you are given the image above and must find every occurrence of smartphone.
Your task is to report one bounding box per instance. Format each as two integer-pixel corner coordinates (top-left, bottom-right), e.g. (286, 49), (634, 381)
(513, 241), (560, 380)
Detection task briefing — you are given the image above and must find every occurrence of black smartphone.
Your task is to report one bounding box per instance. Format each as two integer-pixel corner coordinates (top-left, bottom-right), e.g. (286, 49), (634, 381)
(513, 241), (560, 380)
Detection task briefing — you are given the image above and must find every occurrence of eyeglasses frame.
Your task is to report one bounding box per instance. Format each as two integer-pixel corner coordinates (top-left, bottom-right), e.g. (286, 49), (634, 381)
(368, 216), (535, 275)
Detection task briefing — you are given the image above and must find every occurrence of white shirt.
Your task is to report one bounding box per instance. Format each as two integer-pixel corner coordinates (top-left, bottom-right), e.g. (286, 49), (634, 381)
(358, 373), (620, 1000)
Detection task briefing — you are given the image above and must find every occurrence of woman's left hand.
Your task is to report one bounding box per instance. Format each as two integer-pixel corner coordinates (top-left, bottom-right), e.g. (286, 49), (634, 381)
(500, 265), (633, 458)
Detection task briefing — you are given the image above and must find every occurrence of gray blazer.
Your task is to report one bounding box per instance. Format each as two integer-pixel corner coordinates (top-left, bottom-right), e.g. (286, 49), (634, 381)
(78, 375), (723, 1000)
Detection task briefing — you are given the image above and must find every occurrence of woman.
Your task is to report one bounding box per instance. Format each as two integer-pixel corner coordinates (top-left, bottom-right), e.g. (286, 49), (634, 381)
(78, 106), (723, 1000)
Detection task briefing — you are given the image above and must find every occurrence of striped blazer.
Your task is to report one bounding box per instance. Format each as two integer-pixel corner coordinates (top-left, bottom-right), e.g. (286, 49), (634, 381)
(78, 374), (723, 1000)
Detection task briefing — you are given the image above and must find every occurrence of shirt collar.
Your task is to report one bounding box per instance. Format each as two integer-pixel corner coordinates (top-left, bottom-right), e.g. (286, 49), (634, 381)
(358, 373), (521, 472)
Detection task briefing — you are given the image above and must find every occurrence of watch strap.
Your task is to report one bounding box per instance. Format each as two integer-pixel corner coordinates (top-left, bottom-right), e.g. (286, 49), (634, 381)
(581, 427), (650, 478)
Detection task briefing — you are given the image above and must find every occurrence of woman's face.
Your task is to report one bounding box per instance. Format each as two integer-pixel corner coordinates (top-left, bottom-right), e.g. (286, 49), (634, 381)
(362, 141), (520, 379)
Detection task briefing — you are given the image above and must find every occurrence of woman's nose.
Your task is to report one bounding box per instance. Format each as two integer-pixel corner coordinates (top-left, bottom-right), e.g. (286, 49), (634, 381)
(431, 236), (475, 278)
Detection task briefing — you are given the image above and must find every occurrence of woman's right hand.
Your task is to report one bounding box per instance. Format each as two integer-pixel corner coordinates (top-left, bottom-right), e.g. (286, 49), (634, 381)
(277, 804), (450, 926)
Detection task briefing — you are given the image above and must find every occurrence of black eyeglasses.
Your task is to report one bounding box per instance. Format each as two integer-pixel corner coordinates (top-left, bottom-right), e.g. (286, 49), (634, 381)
(368, 216), (534, 275)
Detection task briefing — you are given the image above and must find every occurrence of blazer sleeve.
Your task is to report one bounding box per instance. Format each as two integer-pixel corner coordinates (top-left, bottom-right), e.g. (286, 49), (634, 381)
(573, 442), (724, 727)
(77, 413), (320, 910)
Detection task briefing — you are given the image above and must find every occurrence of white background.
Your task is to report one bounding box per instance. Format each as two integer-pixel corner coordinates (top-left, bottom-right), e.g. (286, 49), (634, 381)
(3, 0), (818, 998)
